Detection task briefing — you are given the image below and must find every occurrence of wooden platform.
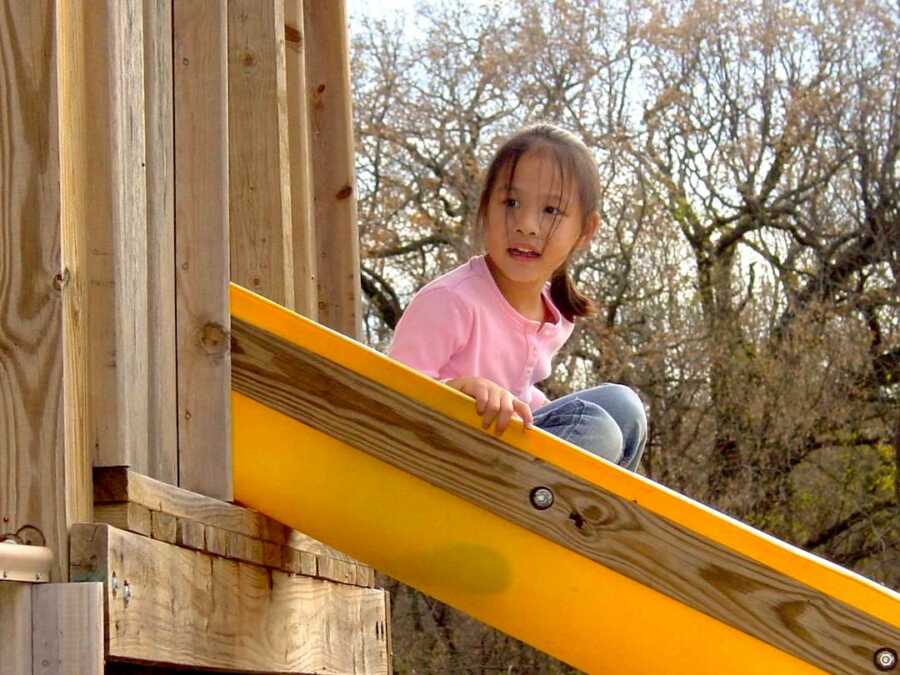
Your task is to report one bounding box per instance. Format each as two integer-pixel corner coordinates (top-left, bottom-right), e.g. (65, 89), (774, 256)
(80, 467), (390, 672)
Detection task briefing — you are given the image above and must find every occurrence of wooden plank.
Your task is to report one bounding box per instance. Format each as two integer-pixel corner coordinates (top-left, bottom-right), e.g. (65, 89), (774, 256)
(142, 0), (178, 485)
(0, 0), (80, 583)
(70, 523), (389, 673)
(285, 0), (318, 319)
(175, 518), (205, 551)
(303, 0), (361, 338)
(318, 556), (356, 585)
(95, 466), (286, 542)
(0, 583), (32, 675)
(204, 525), (228, 557)
(383, 590), (392, 673)
(32, 583), (104, 675)
(95, 503), (152, 537)
(283, 547), (317, 576)
(173, 0), (232, 500)
(93, 466), (357, 561)
(81, 0), (150, 471)
(150, 511), (177, 543)
(228, 0), (295, 307)
(229, 302), (900, 675)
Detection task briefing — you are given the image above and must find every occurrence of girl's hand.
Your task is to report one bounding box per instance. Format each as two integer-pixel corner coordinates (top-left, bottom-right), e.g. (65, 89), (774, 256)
(443, 377), (533, 433)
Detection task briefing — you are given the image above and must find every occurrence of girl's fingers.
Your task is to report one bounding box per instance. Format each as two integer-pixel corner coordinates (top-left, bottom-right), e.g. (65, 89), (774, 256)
(514, 398), (534, 428)
(473, 383), (489, 415)
(494, 392), (516, 434)
(482, 386), (502, 429)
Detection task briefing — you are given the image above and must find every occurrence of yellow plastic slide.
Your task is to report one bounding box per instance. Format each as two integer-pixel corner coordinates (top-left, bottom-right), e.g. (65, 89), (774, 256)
(229, 283), (899, 674)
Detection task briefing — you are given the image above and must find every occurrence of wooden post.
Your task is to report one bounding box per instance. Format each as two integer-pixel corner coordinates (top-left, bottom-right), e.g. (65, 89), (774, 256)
(228, 0), (295, 308)
(0, 583), (32, 675)
(1, 0), (93, 582)
(142, 0), (178, 484)
(285, 0), (319, 320)
(80, 0), (151, 472)
(32, 583), (104, 675)
(173, 0), (232, 500)
(303, 0), (362, 339)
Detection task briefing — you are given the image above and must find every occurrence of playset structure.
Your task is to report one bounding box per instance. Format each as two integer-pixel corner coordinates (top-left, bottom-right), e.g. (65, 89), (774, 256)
(0, 1), (897, 674)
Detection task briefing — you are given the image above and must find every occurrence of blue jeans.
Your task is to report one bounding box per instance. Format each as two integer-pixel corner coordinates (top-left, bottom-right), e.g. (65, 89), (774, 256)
(533, 384), (647, 472)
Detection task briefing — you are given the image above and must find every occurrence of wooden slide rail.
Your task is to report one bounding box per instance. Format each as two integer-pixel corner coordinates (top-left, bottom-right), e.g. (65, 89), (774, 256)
(230, 282), (900, 675)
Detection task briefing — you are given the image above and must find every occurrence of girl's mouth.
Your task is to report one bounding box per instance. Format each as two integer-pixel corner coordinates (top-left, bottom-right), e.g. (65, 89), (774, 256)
(507, 247), (541, 260)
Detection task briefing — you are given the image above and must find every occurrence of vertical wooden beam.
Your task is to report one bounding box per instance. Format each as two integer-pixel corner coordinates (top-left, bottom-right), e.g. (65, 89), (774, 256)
(143, 0), (178, 484)
(81, 0), (150, 472)
(173, 0), (232, 500)
(303, 0), (362, 339)
(285, 0), (319, 320)
(32, 583), (104, 675)
(0, 0), (86, 582)
(0, 583), (32, 675)
(228, 0), (295, 308)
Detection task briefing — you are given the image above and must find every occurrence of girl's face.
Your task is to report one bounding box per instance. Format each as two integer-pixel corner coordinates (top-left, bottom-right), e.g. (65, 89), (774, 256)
(483, 149), (596, 288)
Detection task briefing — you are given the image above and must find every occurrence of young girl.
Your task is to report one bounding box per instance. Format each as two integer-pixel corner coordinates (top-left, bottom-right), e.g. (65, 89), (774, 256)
(388, 124), (647, 472)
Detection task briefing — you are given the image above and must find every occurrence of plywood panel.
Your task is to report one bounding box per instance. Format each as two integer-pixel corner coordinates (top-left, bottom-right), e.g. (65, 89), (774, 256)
(228, 0), (295, 308)
(70, 523), (389, 672)
(142, 0), (178, 485)
(173, 0), (232, 500)
(285, 0), (318, 319)
(303, 0), (361, 338)
(32, 583), (104, 675)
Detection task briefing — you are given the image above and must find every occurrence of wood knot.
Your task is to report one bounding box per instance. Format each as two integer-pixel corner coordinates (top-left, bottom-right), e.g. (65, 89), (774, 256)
(241, 51), (256, 68)
(336, 185), (353, 200)
(285, 24), (302, 46)
(53, 267), (71, 291)
(199, 322), (230, 356)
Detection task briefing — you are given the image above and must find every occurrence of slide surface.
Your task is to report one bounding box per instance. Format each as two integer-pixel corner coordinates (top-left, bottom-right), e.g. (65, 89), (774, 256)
(229, 283), (899, 674)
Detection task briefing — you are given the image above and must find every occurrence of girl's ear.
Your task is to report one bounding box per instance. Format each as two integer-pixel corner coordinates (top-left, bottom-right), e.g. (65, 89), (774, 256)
(576, 212), (600, 250)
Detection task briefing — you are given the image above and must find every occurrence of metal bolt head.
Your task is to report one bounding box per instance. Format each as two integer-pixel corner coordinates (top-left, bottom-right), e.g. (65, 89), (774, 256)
(875, 648), (897, 671)
(529, 486), (554, 510)
(123, 580), (132, 605)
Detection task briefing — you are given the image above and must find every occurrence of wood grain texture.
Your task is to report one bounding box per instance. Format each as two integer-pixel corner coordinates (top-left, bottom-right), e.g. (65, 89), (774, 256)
(175, 517), (205, 550)
(70, 523), (390, 672)
(95, 503), (152, 537)
(150, 510), (177, 543)
(142, 0), (178, 485)
(82, 0), (150, 471)
(32, 583), (104, 675)
(0, 583), (32, 675)
(228, 0), (295, 308)
(58, 0), (96, 560)
(0, 0), (72, 582)
(303, 0), (361, 338)
(231, 317), (900, 674)
(173, 0), (232, 500)
(285, 0), (318, 319)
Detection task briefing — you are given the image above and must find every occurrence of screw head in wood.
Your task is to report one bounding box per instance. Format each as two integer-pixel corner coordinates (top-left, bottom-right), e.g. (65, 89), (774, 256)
(875, 648), (897, 671)
(529, 487), (554, 510)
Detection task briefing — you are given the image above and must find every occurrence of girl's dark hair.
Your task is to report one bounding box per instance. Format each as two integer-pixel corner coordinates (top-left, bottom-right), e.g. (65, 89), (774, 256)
(476, 123), (600, 321)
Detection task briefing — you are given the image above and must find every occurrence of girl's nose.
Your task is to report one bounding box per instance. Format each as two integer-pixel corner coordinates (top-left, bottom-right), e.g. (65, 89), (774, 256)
(515, 213), (540, 237)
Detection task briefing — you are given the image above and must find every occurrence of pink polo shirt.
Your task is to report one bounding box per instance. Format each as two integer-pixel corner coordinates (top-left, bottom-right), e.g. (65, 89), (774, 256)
(388, 255), (574, 411)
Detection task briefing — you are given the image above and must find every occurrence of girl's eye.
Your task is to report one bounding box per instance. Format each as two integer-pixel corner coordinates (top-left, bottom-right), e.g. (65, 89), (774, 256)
(545, 205), (564, 216)
(503, 198), (519, 208)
